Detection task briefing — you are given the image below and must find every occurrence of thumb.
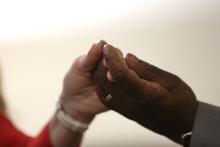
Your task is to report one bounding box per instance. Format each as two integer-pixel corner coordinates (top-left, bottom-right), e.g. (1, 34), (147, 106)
(75, 40), (107, 72)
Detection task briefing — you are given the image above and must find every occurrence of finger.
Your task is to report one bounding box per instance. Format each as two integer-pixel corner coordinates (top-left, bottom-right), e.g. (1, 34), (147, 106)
(103, 47), (123, 68)
(126, 53), (173, 83)
(103, 45), (163, 98)
(78, 40), (107, 72)
(103, 44), (128, 81)
(115, 47), (123, 57)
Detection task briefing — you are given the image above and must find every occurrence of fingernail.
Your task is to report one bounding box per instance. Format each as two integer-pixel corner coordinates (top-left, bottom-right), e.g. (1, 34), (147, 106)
(103, 44), (109, 55)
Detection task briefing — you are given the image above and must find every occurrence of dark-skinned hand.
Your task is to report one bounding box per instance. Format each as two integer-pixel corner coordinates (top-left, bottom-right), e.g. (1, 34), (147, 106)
(93, 44), (198, 144)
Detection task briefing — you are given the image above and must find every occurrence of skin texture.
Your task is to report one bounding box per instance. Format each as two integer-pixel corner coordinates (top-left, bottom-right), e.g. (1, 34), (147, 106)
(59, 41), (108, 122)
(93, 44), (198, 144)
(50, 41), (108, 147)
(0, 41), (108, 147)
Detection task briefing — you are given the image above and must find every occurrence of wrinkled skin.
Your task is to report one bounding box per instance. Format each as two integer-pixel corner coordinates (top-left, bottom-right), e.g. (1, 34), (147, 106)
(60, 41), (108, 123)
(93, 44), (198, 144)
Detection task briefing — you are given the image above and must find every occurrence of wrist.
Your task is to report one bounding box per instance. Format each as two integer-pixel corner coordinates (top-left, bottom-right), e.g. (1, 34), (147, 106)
(49, 116), (84, 147)
(60, 93), (95, 123)
(56, 101), (90, 132)
(170, 101), (199, 144)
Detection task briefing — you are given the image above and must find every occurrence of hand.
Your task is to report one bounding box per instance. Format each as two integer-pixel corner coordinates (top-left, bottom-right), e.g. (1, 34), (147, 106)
(93, 44), (198, 144)
(60, 41), (108, 123)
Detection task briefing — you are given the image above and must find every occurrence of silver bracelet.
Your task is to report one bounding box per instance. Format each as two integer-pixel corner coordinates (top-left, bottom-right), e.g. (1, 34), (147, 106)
(56, 101), (89, 132)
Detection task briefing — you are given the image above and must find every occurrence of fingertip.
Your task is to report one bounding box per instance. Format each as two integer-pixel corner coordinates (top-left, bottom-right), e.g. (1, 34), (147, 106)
(126, 53), (138, 62)
(89, 40), (106, 55)
(87, 44), (99, 57)
(81, 43), (103, 71)
(73, 55), (86, 69)
(126, 53), (139, 68)
(103, 44), (109, 55)
(90, 43), (98, 51)
(103, 45), (114, 69)
(126, 53), (132, 59)
(98, 40), (107, 47)
(103, 44), (115, 55)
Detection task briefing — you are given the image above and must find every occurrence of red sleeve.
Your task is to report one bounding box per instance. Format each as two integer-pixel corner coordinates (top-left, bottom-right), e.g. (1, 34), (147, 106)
(27, 125), (53, 147)
(0, 112), (53, 147)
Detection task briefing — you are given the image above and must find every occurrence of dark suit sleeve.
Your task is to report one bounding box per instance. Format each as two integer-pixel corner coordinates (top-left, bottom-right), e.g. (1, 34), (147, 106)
(189, 102), (220, 147)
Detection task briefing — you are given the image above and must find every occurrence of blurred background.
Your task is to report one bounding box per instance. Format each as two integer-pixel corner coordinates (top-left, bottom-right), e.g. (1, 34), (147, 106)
(0, 0), (219, 146)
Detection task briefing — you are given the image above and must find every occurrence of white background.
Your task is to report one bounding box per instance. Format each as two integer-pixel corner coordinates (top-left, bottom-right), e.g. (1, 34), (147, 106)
(0, 0), (220, 146)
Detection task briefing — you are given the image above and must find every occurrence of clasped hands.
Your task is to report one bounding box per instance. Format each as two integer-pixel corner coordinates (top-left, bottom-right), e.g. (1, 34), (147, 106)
(60, 40), (198, 145)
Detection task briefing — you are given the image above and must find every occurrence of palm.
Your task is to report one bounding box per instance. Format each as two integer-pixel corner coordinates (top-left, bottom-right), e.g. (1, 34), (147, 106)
(61, 42), (108, 120)
(62, 64), (107, 116)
